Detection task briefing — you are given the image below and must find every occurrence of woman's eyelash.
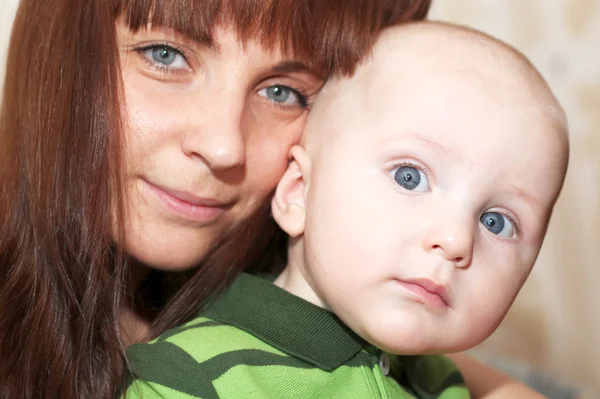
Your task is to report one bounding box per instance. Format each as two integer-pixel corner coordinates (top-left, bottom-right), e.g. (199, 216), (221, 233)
(292, 88), (309, 108)
(259, 83), (312, 111)
(133, 42), (189, 75)
(133, 42), (187, 58)
(280, 86), (310, 109)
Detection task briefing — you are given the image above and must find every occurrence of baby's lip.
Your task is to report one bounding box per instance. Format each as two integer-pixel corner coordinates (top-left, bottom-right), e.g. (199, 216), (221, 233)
(394, 277), (452, 308)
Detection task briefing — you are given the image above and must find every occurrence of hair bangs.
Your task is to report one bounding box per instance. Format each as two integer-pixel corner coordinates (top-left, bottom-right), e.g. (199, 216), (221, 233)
(114, 0), (430, 76)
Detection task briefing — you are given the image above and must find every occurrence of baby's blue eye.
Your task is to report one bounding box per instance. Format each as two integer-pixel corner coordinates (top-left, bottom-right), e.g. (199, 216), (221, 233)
(480, 212), (515, 237)
(391, 165), (429, 192)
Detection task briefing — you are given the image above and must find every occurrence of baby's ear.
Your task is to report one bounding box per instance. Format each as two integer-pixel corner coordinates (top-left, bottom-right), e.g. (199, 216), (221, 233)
(271, 145), (311, 238)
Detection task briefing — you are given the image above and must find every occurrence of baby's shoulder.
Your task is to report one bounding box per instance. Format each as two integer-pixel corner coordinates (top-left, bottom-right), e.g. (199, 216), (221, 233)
(389, 354), (469, 398)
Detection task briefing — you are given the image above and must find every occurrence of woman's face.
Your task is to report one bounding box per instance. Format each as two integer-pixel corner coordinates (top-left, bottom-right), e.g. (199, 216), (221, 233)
(116, 21), (323, 270)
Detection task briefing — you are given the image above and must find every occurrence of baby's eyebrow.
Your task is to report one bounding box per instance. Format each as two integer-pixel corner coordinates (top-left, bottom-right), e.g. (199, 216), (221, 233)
(376, 134), (451, 155)
(507, 183), (538, 214)
(417, 136), (451, 155)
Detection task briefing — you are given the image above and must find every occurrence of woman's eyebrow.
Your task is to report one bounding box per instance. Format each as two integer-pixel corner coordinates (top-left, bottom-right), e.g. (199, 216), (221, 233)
(271, 61), (325, 79)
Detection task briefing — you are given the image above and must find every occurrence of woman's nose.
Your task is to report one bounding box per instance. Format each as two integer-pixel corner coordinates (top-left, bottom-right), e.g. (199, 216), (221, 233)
(181, 97), (246, 170)
(421, 215), (475, 268)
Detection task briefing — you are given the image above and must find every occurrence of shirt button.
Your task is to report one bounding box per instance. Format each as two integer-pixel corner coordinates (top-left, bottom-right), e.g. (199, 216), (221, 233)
(379, 353), (390, 376)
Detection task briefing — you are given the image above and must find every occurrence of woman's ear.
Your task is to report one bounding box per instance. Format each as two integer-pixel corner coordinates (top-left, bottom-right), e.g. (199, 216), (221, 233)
(271, 145), (312, 238)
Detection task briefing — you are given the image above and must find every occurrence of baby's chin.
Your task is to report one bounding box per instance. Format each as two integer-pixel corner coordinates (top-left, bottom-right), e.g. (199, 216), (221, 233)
(367, 331), (476, 356)
(348, 313), (484, 356)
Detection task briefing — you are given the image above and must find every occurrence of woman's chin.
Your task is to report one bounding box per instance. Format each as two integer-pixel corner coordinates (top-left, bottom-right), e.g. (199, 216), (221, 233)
(122, 232), (214, 272)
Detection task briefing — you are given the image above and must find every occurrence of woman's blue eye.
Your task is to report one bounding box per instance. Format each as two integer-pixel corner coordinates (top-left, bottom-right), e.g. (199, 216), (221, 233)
(138, 45), (190, 71)
(391, 165), (429, 192)
(152, 46), (177, 65)
(480, 212), (515, 237)
(258, 85), (307, 107)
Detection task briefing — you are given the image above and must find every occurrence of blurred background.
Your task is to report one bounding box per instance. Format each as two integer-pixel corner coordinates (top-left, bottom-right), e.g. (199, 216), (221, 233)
(1, 0), (598, 397)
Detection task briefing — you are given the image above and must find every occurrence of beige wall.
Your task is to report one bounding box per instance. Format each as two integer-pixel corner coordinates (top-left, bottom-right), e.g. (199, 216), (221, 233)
(0, 0), (18, 92)
(1, 0), (598, 393)
(430, 0), (600, 393)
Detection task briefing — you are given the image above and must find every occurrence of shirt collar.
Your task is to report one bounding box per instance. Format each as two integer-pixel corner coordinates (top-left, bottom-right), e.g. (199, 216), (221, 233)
(200, 273), (367, 371)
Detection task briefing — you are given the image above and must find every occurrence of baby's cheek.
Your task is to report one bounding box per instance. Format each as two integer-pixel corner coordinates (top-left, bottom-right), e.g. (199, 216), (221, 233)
(464, 280), (514, 335)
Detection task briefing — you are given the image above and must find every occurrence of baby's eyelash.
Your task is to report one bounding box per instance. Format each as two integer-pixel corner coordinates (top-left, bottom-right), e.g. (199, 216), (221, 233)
(387, 159), (430, 176)
(493, 210), (522, 237)
(386, 160), (523, 236)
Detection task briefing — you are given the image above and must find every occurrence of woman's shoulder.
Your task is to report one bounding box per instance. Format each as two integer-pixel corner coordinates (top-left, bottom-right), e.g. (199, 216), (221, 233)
(125, 315), (292, 398)
(127, 314), (287, 374)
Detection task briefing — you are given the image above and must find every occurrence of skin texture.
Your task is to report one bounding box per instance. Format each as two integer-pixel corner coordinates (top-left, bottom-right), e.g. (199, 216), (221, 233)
(116, 21), (323, 271)
(273, 21), (568, 357)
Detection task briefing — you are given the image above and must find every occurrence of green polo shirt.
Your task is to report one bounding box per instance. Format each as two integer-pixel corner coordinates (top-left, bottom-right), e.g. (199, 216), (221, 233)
(124, 273), (470, 398)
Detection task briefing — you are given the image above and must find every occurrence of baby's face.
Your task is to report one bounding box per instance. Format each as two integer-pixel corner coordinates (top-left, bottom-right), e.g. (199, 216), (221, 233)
(292, 25), (568, 354)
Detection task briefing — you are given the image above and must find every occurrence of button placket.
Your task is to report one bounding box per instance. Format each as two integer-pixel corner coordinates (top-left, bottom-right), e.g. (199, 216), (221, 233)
(378, 353), (391, 376)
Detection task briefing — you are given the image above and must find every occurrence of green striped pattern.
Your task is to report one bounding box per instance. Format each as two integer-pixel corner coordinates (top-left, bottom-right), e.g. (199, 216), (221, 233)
(124, 274), (470, 398)
(125, 318), (468, 398)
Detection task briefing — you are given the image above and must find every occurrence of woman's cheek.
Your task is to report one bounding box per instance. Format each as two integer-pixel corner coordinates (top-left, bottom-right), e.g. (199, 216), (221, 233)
(244, 114), (306, 194)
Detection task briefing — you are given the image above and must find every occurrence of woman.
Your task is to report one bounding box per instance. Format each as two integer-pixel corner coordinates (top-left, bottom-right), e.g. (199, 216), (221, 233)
(0, 1), (542, 398)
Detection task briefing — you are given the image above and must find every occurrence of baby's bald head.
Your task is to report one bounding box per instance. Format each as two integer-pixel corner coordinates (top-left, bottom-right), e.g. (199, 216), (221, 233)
(304, 21), (567, 164)
(303, 21), (568, 210)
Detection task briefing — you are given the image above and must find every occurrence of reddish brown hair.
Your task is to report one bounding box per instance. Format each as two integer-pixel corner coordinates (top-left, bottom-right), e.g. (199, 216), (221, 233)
(0, 0), (430, 398)
(116, 0), (431, 75)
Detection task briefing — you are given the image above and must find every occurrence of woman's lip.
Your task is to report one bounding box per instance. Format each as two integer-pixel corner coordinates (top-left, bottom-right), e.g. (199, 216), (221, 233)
(145, 180), (233, 223)
(158, 185), (229, 207)
(394, 279), (451, 309)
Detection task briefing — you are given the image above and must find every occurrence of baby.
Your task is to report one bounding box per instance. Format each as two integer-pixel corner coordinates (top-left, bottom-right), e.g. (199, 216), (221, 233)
(124, 22), (568, 399)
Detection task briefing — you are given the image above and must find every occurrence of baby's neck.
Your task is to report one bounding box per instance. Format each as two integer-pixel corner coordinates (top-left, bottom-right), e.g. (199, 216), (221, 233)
(273, 265), (329, 310)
